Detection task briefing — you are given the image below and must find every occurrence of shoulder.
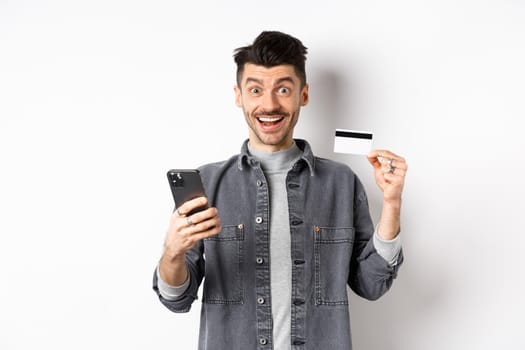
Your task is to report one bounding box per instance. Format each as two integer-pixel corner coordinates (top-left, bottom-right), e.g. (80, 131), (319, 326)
(313, 156), (357, 177)
(313, 156), (368, 199)
(197, 154), (240, 181)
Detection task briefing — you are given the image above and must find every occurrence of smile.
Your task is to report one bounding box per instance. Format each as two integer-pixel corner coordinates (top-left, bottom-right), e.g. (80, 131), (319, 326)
(257, 116), (284, 123)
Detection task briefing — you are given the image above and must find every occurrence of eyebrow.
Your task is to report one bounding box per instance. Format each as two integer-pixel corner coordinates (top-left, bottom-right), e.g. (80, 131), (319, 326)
(244, 76), (296, 87)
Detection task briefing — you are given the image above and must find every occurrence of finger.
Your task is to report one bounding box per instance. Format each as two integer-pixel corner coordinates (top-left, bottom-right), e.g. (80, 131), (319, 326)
(179, 212), (221, 234)
(368, 149), (395, 163)
(380, 165), (407, 177)
(369, 150), (406, 165)
(175, 196), (209, 217)
(190, 224), (222, 242)
(388, 158), (408, 171)
(370, 151), (408, 176)
(185, 216), (195, 226)
(371, 149), (403, 160)
(382, 169), (408, 189)
(192, 218), (221, 234)
(164, 210), (219, 255)
(378, 156), (406, 169)
(368, 150), (397, 169)
(178, 208), (218, 232)
(380, 161), (405, 173)
(169, 209), (204, 233)
(176, 218), (222, 247)
(367, 151), (382, 168)
(188, 207), (219, 225)
(367, 149), (382, 158)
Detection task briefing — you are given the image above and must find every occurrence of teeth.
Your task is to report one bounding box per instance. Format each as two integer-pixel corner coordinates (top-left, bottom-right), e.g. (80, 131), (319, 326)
(258, 117), (283, 122)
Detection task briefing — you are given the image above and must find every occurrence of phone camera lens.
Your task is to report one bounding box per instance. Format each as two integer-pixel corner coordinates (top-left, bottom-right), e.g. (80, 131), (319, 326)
(172, 173), (184, 187)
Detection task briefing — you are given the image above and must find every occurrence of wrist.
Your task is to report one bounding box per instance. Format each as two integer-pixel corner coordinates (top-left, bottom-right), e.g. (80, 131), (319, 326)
(379, 199), (402, 240)
(377, 224), (400, 240)
(159, 253), (188, 286)
(161, 249), (186, 265)
(383, 197), (402, 210)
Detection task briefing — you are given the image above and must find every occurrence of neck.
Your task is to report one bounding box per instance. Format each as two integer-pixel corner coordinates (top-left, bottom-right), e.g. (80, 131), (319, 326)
(248, 135), (294, 153)
(248, 141), (302, 173)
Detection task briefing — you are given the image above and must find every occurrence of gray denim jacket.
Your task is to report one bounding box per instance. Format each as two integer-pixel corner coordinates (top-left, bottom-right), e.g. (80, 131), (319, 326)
(153, 139), (403, 350)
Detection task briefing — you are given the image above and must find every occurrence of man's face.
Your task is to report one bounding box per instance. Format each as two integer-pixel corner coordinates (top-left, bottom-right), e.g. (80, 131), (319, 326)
(234, 63), (309, 152)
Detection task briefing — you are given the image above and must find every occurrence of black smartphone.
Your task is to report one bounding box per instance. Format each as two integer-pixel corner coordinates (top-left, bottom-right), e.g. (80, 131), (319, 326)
(167, 169), (208, 215)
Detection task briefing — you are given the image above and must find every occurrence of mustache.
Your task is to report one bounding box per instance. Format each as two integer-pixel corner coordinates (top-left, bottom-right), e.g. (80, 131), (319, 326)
(253, 110), (289, 118)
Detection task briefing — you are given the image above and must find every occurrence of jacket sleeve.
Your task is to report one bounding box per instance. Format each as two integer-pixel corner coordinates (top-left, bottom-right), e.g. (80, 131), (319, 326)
(347, 184), (404, 301)
(152, 241), (205, 313)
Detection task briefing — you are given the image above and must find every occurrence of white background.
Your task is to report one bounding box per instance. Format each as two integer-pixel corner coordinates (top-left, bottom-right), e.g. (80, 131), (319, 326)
(1, 1), (524, 349)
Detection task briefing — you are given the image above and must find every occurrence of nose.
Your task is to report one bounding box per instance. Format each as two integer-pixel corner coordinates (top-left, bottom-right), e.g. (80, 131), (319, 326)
(261, 91), (280, 112)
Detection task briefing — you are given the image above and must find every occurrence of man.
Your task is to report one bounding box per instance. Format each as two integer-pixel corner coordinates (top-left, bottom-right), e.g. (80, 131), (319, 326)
(153, 31), (407, 350)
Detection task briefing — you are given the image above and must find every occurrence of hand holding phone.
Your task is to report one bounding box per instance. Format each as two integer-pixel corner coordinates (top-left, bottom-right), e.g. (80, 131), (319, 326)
(167, 169), (209, 216)
(161, 169), (221, 286)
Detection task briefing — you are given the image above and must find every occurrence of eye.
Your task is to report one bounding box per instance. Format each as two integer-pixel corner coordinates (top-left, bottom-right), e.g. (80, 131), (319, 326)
(278, 87), (290, 94)
(250, 87), (261, 94)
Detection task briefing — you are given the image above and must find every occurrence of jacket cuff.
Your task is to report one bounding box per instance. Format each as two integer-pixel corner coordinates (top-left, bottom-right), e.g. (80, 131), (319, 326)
(156, 265), (190, 301)
(373, 227), (402, 266)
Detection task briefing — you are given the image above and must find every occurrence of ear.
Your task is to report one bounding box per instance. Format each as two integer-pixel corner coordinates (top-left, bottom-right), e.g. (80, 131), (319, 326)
(234, 85), (242, 107)
(300, 83), (309, 106)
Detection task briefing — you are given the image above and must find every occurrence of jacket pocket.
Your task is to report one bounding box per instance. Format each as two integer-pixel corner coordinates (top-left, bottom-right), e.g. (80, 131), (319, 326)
(314, 226), (354, 305)
(203, 224), (244, 304)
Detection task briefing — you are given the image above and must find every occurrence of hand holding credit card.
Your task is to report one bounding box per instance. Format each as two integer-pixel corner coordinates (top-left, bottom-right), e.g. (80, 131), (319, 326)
(334, 129), (373, 155)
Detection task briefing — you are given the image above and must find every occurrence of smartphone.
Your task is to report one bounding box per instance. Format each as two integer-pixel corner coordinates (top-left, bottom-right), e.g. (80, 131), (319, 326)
(167, 169), (208, 215)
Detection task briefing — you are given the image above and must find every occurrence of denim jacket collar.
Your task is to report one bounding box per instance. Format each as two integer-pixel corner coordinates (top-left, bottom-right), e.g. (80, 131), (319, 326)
(237, 138), (316, 176)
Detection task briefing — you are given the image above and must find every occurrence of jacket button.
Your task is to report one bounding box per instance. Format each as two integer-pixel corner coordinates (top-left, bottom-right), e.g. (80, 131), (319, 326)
(256, 257), (264, 264)
(259, 338), (267, 345)
(257, 297), (265, 304)
(255, 216), (263, 224)
(256, 180), (263, 187)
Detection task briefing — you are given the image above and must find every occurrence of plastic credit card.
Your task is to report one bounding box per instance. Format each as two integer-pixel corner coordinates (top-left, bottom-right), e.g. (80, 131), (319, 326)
(333, 129), (373, 155)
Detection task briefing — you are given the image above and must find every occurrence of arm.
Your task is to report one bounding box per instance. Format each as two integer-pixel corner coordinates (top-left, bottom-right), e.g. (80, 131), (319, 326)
(373, 230), (402, 266)
(159, 197), (221, 285)
(348, 189), (403, 300)
(156, 265), (190, 300)
(367, 150), (408, 240)
(348, 151), (407, 300)
(153, 197), (221, 311)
